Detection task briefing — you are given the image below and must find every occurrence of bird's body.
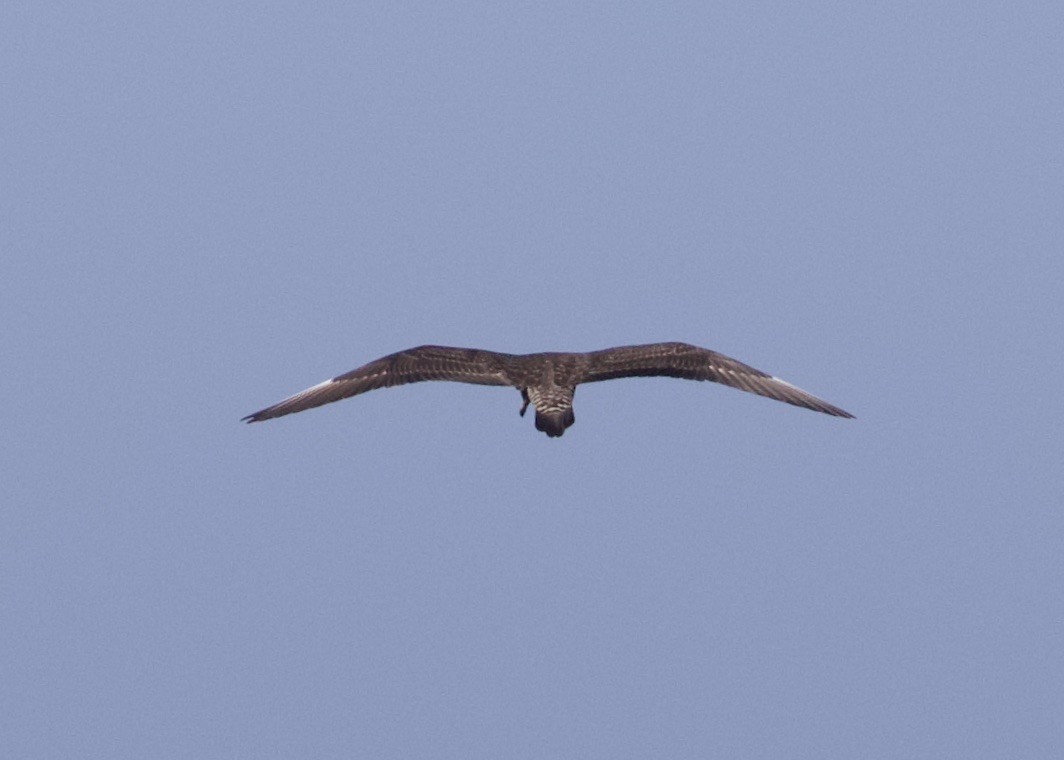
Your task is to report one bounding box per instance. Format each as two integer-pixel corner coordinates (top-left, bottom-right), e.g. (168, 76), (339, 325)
(243, 342), (853, 437)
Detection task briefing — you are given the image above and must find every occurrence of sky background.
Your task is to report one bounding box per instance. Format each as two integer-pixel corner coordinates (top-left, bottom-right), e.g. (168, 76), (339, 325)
(3, 1), (1062, 757)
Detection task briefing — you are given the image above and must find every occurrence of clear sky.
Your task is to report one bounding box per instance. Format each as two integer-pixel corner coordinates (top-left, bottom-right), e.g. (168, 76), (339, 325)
(3, 1), (1062, 757)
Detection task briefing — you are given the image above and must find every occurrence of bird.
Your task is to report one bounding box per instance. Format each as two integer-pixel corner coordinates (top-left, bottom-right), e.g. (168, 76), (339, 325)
(243, 342), (853, 437)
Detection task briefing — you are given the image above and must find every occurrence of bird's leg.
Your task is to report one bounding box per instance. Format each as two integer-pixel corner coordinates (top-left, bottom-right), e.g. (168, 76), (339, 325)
(519, 389), (530, 417)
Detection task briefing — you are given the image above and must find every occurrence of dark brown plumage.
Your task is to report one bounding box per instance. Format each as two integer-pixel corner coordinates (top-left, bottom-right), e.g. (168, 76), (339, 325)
(243, 342), (853, 437)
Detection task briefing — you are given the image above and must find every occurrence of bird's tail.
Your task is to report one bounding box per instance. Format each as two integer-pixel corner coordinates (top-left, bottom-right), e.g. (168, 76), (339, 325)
(535, 407), (575, 438)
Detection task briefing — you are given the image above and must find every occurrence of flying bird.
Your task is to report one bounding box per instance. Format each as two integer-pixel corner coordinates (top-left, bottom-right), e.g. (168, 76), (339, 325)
(243, 342), (853, 437)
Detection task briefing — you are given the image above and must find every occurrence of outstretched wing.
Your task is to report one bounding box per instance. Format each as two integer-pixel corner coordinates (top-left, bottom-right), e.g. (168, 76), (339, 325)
(580, 342), (853, 418)
(243, 345), (515, 422)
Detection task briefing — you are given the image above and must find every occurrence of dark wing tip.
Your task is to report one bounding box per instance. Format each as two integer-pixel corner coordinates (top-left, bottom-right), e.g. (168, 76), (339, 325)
(766, 375), (855, 418)
(242, 405), (278, 422)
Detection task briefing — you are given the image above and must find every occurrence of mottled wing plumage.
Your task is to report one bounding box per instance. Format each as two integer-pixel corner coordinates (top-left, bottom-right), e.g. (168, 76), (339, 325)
(244, 340), (853, 433)
(581, 342), (853, 418)
(243, 345), (513, 422)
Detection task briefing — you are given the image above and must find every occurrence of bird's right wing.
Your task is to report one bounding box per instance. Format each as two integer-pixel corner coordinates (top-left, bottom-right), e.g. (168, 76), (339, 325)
(243, 345), (514, 422)
(581, 342), (853, 418)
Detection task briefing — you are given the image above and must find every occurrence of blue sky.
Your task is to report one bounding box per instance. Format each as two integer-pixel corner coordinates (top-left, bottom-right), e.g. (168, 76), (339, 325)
(3, 1), (1062, 757)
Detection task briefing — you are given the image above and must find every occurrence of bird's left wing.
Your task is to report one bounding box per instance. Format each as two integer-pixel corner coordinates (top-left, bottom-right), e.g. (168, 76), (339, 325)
(580, 342), (853, 418)
(243, 345), (514, 422)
